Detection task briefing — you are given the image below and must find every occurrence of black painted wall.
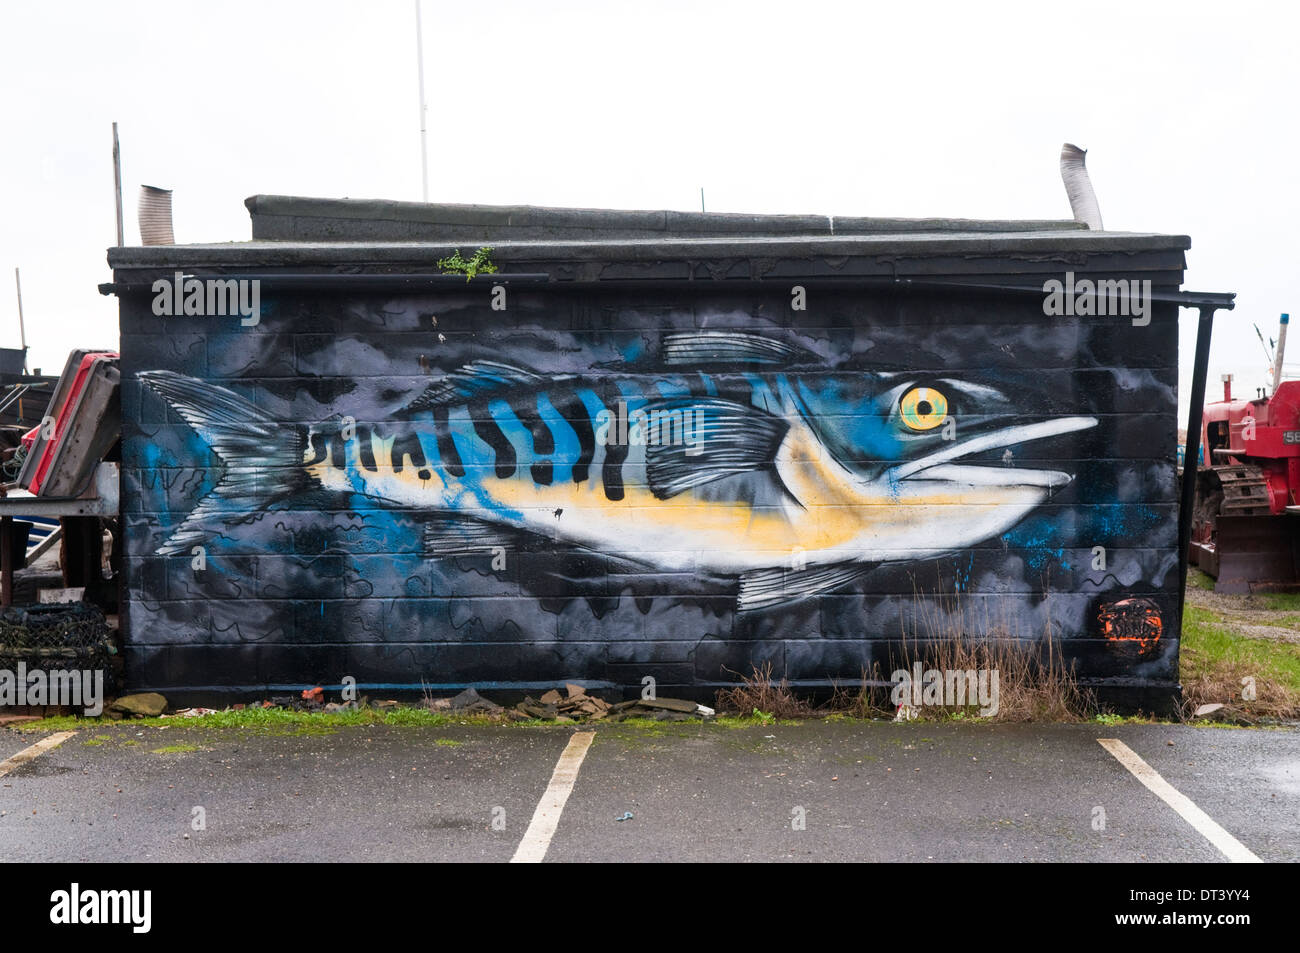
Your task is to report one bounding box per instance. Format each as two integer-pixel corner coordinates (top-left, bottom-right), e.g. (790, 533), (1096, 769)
(117, 271), (1182, 703)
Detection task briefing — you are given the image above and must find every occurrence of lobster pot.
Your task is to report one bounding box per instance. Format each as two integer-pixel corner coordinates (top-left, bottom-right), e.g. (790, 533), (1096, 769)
(0, 603), (117, 699)
(107, 196), (1193, 710)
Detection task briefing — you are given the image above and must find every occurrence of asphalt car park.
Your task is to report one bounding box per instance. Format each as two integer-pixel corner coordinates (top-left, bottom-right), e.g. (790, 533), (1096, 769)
(1, 720), (1295, 863)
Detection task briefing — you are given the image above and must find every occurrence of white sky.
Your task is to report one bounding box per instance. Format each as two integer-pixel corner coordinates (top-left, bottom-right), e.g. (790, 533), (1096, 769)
(2, 0), (1295, 421)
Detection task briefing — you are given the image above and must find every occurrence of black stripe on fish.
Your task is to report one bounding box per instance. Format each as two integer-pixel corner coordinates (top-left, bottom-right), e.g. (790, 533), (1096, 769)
(329, 432), (345, 470)
(431, 406), (465, 478)
(390, 431), (427, 474)
(554, 392), (595, 484)
(595, 381), (627, 501)
(357, 425), (377, 471)
(470, 398), (516, 479)
(511, 396), (554, 487)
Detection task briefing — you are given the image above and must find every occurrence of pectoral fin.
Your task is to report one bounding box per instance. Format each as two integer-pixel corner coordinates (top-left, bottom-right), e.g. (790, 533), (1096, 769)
(737, 561), (872, 611)
(420, 515), (523, 557)
(643, 397), (789, 499)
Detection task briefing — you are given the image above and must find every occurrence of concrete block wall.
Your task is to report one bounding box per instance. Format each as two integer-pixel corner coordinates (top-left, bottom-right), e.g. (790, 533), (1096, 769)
(118, 280), (1181, 703)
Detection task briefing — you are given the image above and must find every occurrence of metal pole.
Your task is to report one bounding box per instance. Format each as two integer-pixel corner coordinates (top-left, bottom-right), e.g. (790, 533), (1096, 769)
(112, 122), (124, 246)
(1, 516), (12, 607)
(415, 0), (429, 202)
(13, 268), (27, 373)
(1178, 304), (1219, 628)
(700, 187), (705, 212)
(1271, 312), (1289, 391)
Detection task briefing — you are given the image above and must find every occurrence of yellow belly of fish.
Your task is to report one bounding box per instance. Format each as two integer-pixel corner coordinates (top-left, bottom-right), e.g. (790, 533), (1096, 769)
(310, 431), (995, 570)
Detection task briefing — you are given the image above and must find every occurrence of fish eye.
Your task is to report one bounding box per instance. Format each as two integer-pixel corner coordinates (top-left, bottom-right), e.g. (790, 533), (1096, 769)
(898, 386), (948, 431)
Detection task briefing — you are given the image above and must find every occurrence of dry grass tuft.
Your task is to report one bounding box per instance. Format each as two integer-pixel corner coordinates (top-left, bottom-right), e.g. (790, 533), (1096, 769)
(885, 585), (1091, 722)
(715, 661), (815, 719)
(1181, 659), (1298, 722)
(718, 582), (1094, 722)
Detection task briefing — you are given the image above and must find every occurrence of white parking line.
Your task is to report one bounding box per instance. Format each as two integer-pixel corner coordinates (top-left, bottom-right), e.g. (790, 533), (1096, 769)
(1098, 738), (1262, 863)
(0, 731), (77, 779)
(511, 731), (595, 864)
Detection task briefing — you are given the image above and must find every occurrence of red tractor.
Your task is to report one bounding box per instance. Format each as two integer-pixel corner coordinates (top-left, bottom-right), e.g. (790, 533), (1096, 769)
(1190, 313), (1300, 592)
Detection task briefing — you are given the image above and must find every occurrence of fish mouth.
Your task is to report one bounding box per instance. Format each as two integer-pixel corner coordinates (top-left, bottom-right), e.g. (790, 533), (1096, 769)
(884, 416), (1099, 490)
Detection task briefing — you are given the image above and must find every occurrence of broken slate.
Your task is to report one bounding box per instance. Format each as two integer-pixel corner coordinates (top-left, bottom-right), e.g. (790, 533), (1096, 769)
(107, 693), (167, 718)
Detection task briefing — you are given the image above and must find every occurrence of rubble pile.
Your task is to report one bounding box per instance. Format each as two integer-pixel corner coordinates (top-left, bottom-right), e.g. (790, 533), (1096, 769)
(67, 684), (716, 724)
(428, 683), (714, 723)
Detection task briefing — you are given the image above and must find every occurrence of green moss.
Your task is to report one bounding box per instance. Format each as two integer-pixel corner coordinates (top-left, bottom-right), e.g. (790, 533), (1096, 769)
(151, 744), (200, 754)
(709, 716), (757, 729)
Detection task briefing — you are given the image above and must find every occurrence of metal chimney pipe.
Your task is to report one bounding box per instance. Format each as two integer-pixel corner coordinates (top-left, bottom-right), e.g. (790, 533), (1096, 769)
(1059, 143), (1103, 230)
(1222, 373), (1232, 402)
(1272, 313), (1289, 391)
(138, 185), (174, 245)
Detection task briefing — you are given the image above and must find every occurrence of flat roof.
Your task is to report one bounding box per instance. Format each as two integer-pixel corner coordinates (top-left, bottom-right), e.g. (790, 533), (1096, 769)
(244, 193), (1099, 242)
(105, 195), (1192, 282)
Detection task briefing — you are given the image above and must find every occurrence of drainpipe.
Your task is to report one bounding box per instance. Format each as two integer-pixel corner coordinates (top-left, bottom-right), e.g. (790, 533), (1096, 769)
(1179, 303), (1232, 632)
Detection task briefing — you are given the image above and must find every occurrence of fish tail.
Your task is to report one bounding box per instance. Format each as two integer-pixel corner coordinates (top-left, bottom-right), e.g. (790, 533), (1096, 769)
(138, 371), (313, 555)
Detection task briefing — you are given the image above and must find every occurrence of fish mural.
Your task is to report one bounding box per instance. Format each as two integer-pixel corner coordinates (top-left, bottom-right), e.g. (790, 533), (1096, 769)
(139, 330), (1096, 611)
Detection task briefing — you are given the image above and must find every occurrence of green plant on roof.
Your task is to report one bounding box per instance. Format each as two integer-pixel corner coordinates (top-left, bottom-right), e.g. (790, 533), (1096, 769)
(437, 246), (498, 281)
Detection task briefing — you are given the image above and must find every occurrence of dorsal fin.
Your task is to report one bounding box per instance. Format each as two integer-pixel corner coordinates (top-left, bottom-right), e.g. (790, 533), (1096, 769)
(662, 331), (809, 366)
(404, 361), (547, 411)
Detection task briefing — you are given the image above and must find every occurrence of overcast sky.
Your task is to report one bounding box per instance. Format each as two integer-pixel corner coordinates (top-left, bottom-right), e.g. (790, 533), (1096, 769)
(2, 0), (1294, 419)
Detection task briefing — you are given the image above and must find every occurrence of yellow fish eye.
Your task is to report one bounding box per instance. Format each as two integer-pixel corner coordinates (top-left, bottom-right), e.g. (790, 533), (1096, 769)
(899, 386), (948, 431)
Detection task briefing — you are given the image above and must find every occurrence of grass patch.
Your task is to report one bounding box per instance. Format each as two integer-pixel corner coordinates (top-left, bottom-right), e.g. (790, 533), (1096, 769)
(710, 716), (761, 729)
(1181, 605), (1300, 720)
(17, 706), (495, 735)
(1257, 592), (1300, 612)
(81, 734), (112, 746)
(433, 738), (462, 747)
(1187, 568), (1216, 591)
(151, 743), (200, 754)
